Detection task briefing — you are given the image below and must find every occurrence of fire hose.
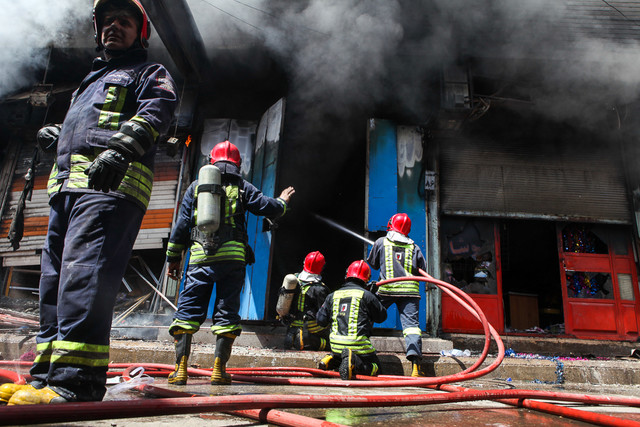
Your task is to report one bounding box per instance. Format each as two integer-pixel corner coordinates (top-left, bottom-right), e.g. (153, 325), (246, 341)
(2, 271), (640, 426)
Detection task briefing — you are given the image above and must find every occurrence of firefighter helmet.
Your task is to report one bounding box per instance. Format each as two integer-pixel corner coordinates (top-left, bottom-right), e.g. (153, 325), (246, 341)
(345, 260), (371, 283)
(93, 0), (151, 50)
(210, 141), (242, 167)
(303, 251), (325, 275)
(387, 213), (411, 236)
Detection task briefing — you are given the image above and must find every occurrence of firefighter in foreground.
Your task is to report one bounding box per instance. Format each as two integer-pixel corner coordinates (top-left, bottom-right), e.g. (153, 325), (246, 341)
(277, 251), (330, 351)
(166, 141), (295, 385)
(2, 0), (178, 405)
(366, 213), (428, 377)
(316, 260), (387, 380)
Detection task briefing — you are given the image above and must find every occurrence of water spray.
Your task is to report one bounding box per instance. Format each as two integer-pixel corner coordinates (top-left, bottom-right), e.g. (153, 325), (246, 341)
(313, 214), (374, 245)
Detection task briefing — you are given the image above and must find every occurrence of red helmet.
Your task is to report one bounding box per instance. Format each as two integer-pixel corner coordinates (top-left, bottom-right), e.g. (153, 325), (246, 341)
(345, 260), (371, 282)
(303, 251), (325, 275)
(387, 213), (411, 236)
(93, 0), (151, 50)
(210, 141), (242, 167)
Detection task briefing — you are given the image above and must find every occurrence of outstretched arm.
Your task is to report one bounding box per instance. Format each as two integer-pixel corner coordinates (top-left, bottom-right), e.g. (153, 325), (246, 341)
(279, 186), (295, 204)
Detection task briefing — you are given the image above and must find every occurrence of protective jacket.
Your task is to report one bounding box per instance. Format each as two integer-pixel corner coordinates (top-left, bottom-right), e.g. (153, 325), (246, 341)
(30, 47), (178, 403)
(366, 231), (427, 297)
(166, 162), (287, 265)
(47, 48), (178, 210)
(289, 272), (329, 334)
(317, 281), (387, 355)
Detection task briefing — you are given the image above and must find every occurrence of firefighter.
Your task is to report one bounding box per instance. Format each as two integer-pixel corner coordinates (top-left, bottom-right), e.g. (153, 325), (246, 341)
(280, 251), (331, 351)
(316, 260), (387, 380)
(166, 140), (295, 386)
(5, 0), (178, 405)
(366, 213), (428, 377)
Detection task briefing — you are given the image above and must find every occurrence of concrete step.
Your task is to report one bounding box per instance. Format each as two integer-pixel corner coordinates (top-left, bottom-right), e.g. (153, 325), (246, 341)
(3, 329), (640, 386)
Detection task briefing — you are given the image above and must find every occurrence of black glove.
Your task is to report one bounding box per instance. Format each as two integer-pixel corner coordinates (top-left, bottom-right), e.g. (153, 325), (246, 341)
(84, 148), (130, 192)
(280, 314), (294, 326)
(365, 280), (378, 293)
(37, 124), (61, 153)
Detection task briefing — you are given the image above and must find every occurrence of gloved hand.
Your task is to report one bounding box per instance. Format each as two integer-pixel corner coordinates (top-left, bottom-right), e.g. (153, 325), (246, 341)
(280, 314), (294, 326)
(37, 124), (61, 153)
(365, 280), (378, 293)
(167, 261), (181, 280)
(84, 148), (130, 193)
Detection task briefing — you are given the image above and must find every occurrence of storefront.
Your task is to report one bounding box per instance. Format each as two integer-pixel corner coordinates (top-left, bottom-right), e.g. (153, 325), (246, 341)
(366, 114), (640, 341)
(437, 120), (639, 341)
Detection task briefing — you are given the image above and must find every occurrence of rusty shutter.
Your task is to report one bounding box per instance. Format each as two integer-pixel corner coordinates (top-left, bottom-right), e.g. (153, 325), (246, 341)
(439, 135), (631, 223)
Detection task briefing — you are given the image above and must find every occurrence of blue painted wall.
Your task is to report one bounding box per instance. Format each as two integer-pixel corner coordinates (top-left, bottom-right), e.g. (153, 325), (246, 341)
(367, 120), (427, 331)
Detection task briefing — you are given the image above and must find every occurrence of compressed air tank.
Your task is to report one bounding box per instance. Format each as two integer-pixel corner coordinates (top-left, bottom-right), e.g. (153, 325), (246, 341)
(196, 164), (222, 233)
(276, 274), (299, 318)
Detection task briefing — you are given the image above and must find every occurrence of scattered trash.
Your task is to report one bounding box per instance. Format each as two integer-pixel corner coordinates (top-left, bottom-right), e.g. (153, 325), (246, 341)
(505, 348), (565, 384)
(440, 349), (471, 357)
(105, 367), (154, 399)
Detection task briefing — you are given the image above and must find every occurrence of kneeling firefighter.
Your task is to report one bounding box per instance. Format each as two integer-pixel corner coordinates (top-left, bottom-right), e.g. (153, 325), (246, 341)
(316, 260), (387, 380)
(278, 251), (330, 351)
(165, 140), (295, 385)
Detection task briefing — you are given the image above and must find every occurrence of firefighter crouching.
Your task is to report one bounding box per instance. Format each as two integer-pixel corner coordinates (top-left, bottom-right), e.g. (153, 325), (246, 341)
(278, 251), (330, 351)
(165, 140), (295, 385)
(366, 213), (428, 377)
(316, 260), (387, 380)
(2, 0), (178, 405)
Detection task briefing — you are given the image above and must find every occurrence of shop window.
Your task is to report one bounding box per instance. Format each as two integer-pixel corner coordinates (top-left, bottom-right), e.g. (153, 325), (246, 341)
(566, 271), (613, 299)
(442, 218), (497, 295)
(561, 224), (608, 254)
(618, 274), (635, 300)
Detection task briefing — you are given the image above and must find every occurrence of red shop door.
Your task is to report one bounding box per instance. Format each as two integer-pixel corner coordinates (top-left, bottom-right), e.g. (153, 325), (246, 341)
(441, 218), (504, 334)
(558, 224), (640, 341)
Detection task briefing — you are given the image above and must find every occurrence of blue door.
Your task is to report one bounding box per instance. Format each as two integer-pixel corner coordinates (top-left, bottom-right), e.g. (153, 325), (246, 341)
(366, 118), (427, 331)
(241, 98), (286, 319)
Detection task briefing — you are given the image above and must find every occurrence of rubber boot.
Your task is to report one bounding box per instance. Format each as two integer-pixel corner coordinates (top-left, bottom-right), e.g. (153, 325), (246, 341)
(409, 355), (426, 377)
(338, 348), (355, 380)
(318, 354), (335, 370)
(210, 334), (235, 385)
(0, 384), (36, 404)
(7, 387), (67, 405)
(168, 332), (192, 385)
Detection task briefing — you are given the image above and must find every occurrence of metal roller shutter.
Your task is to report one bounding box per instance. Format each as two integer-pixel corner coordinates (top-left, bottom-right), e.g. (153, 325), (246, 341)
(439, 135), (631, 223)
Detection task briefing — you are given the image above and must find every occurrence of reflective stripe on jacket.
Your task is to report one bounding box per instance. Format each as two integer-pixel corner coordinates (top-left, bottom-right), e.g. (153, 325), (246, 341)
(166, 166), (287, 265)
(316, 282), (387, 356)
(366, 235), (427, 298)
(48, 48), (178, 210)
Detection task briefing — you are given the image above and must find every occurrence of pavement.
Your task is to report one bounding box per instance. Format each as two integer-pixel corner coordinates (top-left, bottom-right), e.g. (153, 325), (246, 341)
(4, 324), (640, 426)
(3, 323), (640, 386)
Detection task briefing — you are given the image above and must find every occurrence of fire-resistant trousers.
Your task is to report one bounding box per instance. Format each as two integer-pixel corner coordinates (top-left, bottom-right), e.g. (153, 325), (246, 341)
(379, 295), (422, 359)
(30, 192), (144, 401)
(172, 261), (245, 334)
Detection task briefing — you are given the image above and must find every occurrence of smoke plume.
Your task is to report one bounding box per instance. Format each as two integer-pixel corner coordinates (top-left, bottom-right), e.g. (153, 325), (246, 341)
(0, 0), (92, 99)
(188, 0), (640, 127)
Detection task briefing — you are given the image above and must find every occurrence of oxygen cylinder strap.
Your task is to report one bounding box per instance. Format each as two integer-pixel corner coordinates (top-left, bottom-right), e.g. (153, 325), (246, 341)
(190, 226), (249, 256)
(197, 183), (224, 195)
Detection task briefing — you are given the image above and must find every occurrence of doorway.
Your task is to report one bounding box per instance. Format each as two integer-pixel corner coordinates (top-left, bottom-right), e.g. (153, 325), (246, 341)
(500, 220), (563, 334)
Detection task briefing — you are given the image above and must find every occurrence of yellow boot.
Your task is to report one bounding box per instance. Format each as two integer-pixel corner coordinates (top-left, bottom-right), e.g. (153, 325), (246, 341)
(210, 334), (235, 385)
(410, 356), (427, 377)
(168, 332), (192, 385)
(0, 384), (35, 404)
(8, 387), (67, 405)
(318, 354), (335, 370)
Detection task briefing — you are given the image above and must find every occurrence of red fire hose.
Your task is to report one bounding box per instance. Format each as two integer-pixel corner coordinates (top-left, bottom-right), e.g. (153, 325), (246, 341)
(2, 386), (640, 426)
(2, 271), (640, 427)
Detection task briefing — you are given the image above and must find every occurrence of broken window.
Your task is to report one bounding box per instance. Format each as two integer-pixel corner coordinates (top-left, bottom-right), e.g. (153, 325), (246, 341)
(442, 217), (497, 295)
